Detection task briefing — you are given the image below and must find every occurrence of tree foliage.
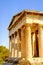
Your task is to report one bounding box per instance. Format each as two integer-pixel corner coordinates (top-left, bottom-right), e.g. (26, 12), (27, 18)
(0, 46), (9, 61)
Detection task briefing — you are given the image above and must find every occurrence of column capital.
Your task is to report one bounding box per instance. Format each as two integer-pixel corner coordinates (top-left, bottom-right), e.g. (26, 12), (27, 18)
(9, 36), (11, 40)
(38, 24), (43, 28)
(25, 23), (32, 27)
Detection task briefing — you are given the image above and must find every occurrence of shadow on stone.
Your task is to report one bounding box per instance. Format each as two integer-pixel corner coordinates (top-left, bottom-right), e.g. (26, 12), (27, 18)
(3, 58), (21, 65)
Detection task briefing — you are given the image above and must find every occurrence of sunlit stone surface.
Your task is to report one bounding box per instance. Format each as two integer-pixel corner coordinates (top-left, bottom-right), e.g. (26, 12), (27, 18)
(8, 10), (43, 64)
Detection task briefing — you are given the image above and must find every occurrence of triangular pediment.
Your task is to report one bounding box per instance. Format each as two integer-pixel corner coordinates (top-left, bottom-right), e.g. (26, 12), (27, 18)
(8, 10), (43, 30)
(8, 10), (25, 30)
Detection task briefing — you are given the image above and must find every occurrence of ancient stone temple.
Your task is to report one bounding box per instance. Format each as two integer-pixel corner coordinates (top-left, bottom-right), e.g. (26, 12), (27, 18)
(8, 10), (43, 60)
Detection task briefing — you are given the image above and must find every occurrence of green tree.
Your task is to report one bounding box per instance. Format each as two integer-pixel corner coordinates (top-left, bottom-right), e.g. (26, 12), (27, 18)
(0, 46), (9, 61)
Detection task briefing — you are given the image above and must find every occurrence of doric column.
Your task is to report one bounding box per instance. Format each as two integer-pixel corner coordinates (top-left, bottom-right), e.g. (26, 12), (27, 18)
(25, 24), (32, 59)
(17, 42), (21, 58)
(38, 25), (43, 57)
(32, 33), (35, 57)
(17, 29), (21, 58)
(14, 49), (17, 58)
(11, 34), (15, 57)
(9, 36), (12, 57)
(21, 27), (26, 58)
(32, 32), (37, 57)
(12, 47), (14, 57)
(14, 32), (18, 58)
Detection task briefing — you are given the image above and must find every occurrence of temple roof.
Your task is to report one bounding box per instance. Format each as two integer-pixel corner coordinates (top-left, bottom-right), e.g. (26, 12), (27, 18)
(8, 10), (43, 30)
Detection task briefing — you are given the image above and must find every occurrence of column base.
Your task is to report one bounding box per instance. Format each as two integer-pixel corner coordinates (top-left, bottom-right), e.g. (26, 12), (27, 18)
(19, 57), (43, 65)
(3, 57), (43, 65)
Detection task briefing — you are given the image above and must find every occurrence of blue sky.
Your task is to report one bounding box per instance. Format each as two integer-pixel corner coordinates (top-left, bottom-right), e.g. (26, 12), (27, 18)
(0, 0), (43, 48)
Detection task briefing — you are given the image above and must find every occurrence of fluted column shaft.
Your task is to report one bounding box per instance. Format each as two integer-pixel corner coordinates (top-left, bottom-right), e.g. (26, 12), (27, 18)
(9, 37), (12, 57)
(32, 33), (36, 57)
(14, 33), (18, 58)
(21, 27), (26, 58)
(12, 47), (14, 57)
(25, 25), (32, 59)
(38, 26), (43, 57)
(11, 34), (15, 57)
(17, 30), (21, 58)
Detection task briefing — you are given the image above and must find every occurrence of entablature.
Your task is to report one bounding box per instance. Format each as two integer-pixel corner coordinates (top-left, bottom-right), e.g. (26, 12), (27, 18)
(9, 16), (26, 36)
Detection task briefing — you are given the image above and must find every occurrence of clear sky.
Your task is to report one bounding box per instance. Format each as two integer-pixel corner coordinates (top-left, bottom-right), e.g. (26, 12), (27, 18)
(0, 0), (43, 48)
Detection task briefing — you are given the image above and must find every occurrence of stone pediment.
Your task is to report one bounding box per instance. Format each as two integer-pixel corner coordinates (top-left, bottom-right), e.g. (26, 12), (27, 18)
(8, 10), (43, 30)
(8, 10), (25, 30)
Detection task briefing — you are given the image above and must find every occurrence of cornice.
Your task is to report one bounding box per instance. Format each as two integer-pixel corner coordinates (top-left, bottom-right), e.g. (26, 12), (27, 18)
(8, 10), (43, 30)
